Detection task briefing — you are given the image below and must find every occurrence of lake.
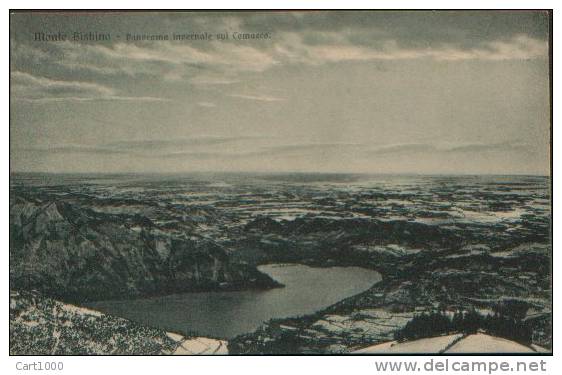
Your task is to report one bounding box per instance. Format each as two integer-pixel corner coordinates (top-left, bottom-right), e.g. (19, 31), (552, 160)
(86, 264), (382, 339)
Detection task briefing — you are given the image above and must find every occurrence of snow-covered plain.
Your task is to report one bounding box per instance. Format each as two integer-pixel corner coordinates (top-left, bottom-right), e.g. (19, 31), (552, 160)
(353, 333), (548, 354)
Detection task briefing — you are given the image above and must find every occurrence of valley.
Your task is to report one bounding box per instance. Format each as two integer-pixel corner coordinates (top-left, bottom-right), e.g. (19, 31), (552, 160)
(9, 172), (552, 354)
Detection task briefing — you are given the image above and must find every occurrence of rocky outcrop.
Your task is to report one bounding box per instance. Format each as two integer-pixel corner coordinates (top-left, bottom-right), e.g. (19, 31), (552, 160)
(9, 197), (280, 303)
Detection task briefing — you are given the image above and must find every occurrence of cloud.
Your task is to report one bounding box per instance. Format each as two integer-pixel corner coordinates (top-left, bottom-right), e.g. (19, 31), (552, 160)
(444, 141), (533, 154)
(277, 34), (548, 65)
(9, 12), (549, 89)
(228, 93), (285, 102)
(197, 101), (216, 108)
(156, 151), (230, 159)
(258, 143), (365, 154)
(158, 142), (366, 159)
(16, 139), (535, 166)
(240, 11), (549, 49)
(157, 140), (533, 159)
(10, 29), (547, 101)
(363, 141), (534, 156)
(10, 71), (168, 103)
(18, 136), (266, 157)
(106, 136), (247, 150)
(241, 141), (533, 159)
(366, 143), (438, 155)
(190, 76), (240, 86)
(15, 96), (170, 103)
(11, 70), (114, 98)
(40, 40), (278, 77)
(19, 144), (129, 155)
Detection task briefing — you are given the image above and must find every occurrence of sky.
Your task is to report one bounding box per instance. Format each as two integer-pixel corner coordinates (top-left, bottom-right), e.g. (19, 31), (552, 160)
(10, 11), (551, 175)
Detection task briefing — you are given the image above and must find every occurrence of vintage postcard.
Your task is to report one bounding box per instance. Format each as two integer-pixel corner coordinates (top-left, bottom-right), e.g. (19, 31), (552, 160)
(9, 10), (551, 355)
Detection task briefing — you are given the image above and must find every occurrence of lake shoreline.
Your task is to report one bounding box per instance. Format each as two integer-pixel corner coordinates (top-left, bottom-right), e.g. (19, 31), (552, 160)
(85, 264), (382, 339)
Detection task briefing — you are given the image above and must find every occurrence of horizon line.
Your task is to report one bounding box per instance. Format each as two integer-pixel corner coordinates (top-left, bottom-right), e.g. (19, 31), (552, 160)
(9, 170), (551, 178)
